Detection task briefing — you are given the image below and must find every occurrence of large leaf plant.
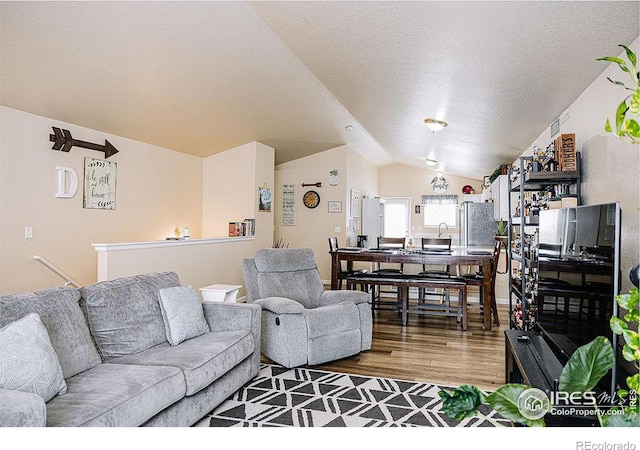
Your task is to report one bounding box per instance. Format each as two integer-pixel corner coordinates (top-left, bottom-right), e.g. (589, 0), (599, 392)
(596, 44), (640, 143)
(438, 288), (640, 427)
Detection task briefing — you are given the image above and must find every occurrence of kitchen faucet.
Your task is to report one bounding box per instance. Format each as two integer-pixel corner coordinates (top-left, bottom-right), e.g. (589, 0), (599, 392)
(438, 222), (449, 237)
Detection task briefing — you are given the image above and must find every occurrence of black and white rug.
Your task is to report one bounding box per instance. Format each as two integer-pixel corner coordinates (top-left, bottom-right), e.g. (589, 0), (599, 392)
(207, 364), (508, 427)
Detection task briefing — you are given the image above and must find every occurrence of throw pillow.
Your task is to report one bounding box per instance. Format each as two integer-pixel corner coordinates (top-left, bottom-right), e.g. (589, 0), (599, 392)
(158, 286), (210, 346)
(0, 313), (67, 402)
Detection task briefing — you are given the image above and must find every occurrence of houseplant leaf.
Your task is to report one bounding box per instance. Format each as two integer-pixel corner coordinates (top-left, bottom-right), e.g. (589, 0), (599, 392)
(438, 385), (485, 420)
(625, 119), (639, 140)
(615, 100), (629, 135)
(601, 409), (640, 427)
(485, 384), (545, 427)
(596, 56), (630, 73)
(630, 89), (640, 115)
(558, 336), (615, 394)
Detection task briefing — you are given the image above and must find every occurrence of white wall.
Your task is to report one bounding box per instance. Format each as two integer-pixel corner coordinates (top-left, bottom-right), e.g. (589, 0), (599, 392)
(518, 37), (640, 292)
(202, 141), (274, 243)
(378, 164), (484, 242)
(275, 145), (379, 281)
(346, 147), (379, 247)
(0, 107), (203, 294)
(0, 107), (276, 296)
(95, 141), (275, 295)
(275, 146), (347, 281)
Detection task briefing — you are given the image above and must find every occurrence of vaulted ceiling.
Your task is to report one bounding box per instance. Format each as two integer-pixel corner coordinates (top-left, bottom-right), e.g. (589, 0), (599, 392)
(1, 1), (638, 179)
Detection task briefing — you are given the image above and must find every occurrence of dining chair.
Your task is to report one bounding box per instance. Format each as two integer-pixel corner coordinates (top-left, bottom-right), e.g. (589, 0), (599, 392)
(373, 237), (406, 274)
(417, 237), (452, 303)
(370, 237), (406, 312)
(459, 239), (502, 326)
(328, 237), (368, 290)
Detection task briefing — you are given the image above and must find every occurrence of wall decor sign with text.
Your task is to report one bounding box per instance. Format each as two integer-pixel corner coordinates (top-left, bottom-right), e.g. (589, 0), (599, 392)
(83, 157), (116, 210)
(282, 184), (295, 226)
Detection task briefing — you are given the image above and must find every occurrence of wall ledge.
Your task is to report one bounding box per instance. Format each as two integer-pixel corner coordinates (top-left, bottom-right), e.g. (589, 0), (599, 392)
(92, 236), (254, 252)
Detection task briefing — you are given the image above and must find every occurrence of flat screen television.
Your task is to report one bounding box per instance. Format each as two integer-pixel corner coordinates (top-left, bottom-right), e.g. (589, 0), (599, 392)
(536, 202), (629, 400)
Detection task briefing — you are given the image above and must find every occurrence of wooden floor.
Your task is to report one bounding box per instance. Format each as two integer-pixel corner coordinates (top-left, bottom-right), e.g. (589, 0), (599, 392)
(290, 299), (511, 392)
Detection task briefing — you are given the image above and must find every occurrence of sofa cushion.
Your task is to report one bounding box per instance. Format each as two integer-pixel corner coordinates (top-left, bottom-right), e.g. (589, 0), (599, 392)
(0, 313), (67, 402)
(0, 287), (101, 379)
(158, 286), (209, 346)
(79, 272), (180, 361)
(254, 248), (324, 308)
(45, 363), (185, 427)
(109, 329), (254, 396)
(303, 302), (360, 339)
(254, 247), (317, 272)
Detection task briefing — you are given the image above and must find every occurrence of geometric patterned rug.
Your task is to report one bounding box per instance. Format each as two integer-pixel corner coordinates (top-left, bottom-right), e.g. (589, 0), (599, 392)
(208, 364), (509, 427)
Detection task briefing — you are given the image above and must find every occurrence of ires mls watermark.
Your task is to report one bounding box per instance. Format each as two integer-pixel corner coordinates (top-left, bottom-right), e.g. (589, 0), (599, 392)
(517, 388), (637, 420)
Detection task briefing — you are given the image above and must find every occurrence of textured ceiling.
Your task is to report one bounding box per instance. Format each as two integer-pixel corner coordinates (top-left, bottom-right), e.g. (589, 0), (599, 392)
(1, 1), (638, 179)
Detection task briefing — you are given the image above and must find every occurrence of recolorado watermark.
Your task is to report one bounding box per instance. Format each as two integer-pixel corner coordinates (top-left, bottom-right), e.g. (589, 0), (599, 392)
(576, 442), (637, 450)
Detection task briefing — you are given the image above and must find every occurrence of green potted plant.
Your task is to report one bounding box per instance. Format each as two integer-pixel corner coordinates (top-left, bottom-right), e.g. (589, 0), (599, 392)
(438, 287), (639, 427)
(596, 44), (639, 143)
(495, 218), (508, 245)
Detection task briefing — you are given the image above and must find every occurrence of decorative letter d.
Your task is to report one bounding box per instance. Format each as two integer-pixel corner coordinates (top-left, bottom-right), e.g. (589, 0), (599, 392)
(55, 166), (78, 198)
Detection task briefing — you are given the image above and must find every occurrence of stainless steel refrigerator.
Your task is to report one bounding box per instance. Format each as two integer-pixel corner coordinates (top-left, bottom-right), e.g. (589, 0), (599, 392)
(460, 202), (497, 247)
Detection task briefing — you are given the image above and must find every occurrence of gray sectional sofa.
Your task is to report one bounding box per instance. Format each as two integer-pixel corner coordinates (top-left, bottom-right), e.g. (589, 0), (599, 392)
(0, 272), (261, 427)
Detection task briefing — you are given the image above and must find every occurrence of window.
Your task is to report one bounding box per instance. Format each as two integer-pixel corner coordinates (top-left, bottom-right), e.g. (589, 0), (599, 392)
(421, 195), (458, 227)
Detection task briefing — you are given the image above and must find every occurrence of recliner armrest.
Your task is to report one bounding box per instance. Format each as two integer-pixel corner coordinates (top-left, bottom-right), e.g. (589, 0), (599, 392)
(254, 297), (305, 314)
(0, 388), (46, 427)
(318, 289), (370, 306)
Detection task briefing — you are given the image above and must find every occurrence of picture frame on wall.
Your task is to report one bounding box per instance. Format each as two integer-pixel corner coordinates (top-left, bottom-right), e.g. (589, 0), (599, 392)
(83, 157), (117, 210)
(328, 201), (342, 213)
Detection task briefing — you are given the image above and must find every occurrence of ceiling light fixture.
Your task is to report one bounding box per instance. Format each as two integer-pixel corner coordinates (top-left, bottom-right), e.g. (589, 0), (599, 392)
(345, 125), (353, 131)
(424, 118), (448, 133)
(425, 158), (437, 166)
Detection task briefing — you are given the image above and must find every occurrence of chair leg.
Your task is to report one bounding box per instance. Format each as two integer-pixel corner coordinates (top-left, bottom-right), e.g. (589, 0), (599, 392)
(461, 288), (468, 331)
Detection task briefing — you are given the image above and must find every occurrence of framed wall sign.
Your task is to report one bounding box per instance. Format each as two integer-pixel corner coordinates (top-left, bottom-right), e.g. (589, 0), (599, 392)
(83, 157), (116, 210)
(328, 201), (342, 213)
(282, 184), (295, 225)
(258, 184), (272, 212)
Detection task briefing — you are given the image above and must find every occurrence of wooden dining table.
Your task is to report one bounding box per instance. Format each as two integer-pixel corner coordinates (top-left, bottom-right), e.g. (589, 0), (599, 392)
(330, 246), (497, 331)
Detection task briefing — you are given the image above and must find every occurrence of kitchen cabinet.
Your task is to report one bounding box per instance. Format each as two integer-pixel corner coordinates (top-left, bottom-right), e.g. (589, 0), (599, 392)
(491, 175), (509, 221)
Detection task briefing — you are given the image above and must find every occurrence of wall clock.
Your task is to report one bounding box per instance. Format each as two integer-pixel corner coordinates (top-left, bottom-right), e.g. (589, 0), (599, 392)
(303, 190), (321, 209)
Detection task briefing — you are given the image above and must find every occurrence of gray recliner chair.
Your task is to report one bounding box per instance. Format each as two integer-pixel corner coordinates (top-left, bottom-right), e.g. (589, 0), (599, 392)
(242, 248), (372, 368)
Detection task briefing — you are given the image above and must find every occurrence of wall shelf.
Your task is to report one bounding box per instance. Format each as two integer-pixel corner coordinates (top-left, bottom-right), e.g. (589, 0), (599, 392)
(507, 153), (581, 331)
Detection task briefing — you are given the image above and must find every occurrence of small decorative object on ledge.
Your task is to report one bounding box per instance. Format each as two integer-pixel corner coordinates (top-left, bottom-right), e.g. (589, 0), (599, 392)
(228, 219), (255, 237)
(49, 127), (119, 158)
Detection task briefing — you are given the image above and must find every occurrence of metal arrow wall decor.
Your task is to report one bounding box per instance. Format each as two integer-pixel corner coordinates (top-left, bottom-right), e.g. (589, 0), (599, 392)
(49, 127), (119, 158)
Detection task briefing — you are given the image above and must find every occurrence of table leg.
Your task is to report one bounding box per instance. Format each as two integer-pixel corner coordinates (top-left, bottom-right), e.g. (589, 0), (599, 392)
(330, 253), (339, 290)
(482, 258), (493, 331)
(401, 285), (408, 326)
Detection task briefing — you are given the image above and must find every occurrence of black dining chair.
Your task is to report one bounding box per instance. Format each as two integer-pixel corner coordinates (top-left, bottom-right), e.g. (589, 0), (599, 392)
(417, 237), (452, 303)
(369, 237), (406, 312)
(459, 239), (502, 326)
(328, 237), (368, 290)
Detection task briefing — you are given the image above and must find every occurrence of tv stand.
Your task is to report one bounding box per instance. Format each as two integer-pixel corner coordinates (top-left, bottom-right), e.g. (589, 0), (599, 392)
(504, 330), (563, 392)
(504, 330), (598, 426)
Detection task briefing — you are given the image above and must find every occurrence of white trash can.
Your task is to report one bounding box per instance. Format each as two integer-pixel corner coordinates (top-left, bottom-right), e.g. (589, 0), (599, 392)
(199, 284), (242, 303)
